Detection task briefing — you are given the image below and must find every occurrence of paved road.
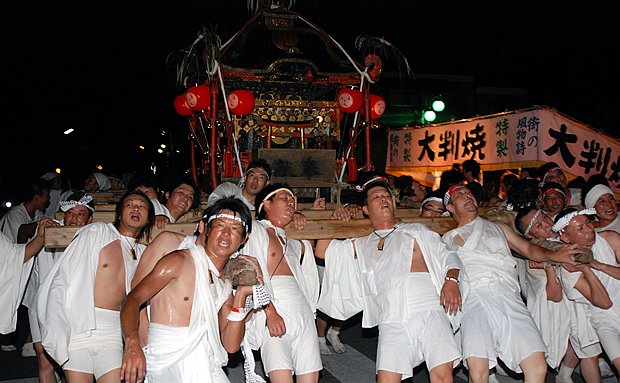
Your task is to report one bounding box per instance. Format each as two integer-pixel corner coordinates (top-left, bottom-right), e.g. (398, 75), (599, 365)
(0, 313), (612, 383)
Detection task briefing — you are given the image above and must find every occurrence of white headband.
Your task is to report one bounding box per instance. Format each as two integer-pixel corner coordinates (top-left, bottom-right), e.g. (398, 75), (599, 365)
(523, 209), (543, 236)
(257, 188), (296, 213)
(355, 176), (388, 191)
(552, 208), (596, 234)
(207, 213), (247, 230)
(539, 166), (561, 187)
(41, 172), (59, 181)
(585, 184), (615, 209)
(60, 195), (94, 212)
(93, 172), (111, 191)
(420, 197), (443, 214)
(543, 187), (565, 198)
(246, 166), (270, 180)
(444, 184), (466, 207)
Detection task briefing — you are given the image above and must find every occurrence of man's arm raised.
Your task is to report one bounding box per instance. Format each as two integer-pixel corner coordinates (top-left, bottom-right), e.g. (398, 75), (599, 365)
(120, 250), (187, 383)
(495, 220), (582, 264)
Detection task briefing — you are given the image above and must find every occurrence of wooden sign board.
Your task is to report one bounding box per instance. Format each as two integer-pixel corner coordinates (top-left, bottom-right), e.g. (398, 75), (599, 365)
(258, 149), (335, 187)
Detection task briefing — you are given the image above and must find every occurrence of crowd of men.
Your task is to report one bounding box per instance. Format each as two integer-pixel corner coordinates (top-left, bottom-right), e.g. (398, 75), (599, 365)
(1, 158), (619, 383)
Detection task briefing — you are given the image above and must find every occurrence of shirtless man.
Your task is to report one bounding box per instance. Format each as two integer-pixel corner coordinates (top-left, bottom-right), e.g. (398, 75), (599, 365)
(442, 184), (583, 383)
(240, 183), (321, 383)
(583, 184), (619, 233)
(37, 191), (154, 383)
(316, 180), (465, 383)
(515, 207), (605, 383)
(120, 196), (256, 383)
(554, 208), (620, 378)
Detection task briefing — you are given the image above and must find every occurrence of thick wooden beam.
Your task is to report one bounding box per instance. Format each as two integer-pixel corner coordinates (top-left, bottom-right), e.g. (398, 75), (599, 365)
(44, 217), (458, 248)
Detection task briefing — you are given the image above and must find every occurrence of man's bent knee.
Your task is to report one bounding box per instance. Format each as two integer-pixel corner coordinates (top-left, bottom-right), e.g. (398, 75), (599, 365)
(377, 370), (403, 383)
(430, 362), (454, 383)
(467, 357), (490, 383)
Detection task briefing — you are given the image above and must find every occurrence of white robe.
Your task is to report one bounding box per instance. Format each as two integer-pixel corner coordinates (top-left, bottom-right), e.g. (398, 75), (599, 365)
(239, 219), (319, 349)
(0, 232), (30, 334)
(207, 182), (254, 211)
(317, 222), (468, 330)
(144, 236), (231, 383)
(596, 216), (620, 234)
(36, 222), (145, 365)
(0, 203), (43, 242)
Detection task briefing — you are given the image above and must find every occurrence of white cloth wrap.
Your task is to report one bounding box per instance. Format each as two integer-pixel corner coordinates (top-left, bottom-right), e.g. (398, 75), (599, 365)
(562, 234), (620, 359)
(93, 172), (111, 191)
(240, 219), (319, 350)
(0, 232), (30, 334)
(442, 217), (546, 372)
(569, 188), (582, 206)
(596, 215), (620, 234)
(144, 237), (231, 382)
(36, 222), (145, 365)
(207, 182), (254, 211)
(0, 203), (43, 242)
(585, 184), (615, 209)
(149, 198), (168, 218)
(318, 222), (468, 331)
(522, 265), (598, 368)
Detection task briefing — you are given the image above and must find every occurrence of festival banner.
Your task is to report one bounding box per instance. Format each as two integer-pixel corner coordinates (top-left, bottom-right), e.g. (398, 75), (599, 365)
(386, 107), (620, 194)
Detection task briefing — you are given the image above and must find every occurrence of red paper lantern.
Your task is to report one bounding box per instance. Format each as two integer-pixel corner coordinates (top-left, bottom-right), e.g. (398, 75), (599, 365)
(370, 95), (386, 120)
(337, 88), (363, 113)
(227, 90), (255, 115)
(185, 85), (211, 111)
(174, 95), (193, 116)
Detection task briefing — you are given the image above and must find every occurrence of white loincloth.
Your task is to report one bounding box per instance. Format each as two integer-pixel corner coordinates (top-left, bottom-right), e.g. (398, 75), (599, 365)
(258, 276), (321, 376)
(0, 232), (30, 334)
(318, 223), (468, 330)
(523, 265), (600, 368)
(207, 182), (254, 211)
(240, 220), (319, 349)
(563, 234), (620, 360)
(36, 222), (145, 366)
(443, 217), (546, 372)
(376, 273), (461, 378)
(595, 216), (620, 234)
(63, 308), (123, 378)
(0, 203), (43, 242)
(143, 238), (231, 383)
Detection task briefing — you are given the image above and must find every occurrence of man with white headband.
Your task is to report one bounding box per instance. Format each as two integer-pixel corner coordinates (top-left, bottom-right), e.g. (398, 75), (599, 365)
(538, 163), (582, 207)
(121, 196), (260, 383)
(22, 192), (94, 383)
(239, 183), (321, 383)
(442, 184), (585, 383)
(515, 207), (605, 383)
(420, 190), (446, 217)
(553, 207), (620, 377)
(37, 191), (154, 383)
(84, 172), (112, 193)
(584, 184), (619, 234)
(315, 179), (466, 383)
(542, 182), (567, 220)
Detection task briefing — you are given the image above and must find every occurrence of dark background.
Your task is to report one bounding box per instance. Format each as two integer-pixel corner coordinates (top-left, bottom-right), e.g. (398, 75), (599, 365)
(1, 0), (618, 199)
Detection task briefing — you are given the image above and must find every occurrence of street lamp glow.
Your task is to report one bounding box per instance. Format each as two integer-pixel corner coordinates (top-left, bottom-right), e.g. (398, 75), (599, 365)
(160, 144), (166, 149)
(432, 100), (445, 112)
(158, 149), (164, 154)
(139, 146), (145, 150)
(64, 128), (74, 135)
(423, 110), (437, 122)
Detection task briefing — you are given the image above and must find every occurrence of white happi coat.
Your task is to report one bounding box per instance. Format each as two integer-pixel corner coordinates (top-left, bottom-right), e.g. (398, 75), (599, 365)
(36, 222), (145, 365)
(596, 216), (620, 234)
(207, 182), (254, 211)
(239, 219), (319, 349)
(0, 232), (30, 334)
(144, 236), (231, 383)
(317, 222), (468, 329)
(522, 264), (597, 368)
(562, 234), (620, 329)
(0, 203), (43, 242)
(443, 217), (520, 295)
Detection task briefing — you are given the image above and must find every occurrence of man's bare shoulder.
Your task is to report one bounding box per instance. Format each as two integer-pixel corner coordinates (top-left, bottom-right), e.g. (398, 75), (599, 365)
(599, 230), (620, 246)
(157, 248), (195, 275)
(142, 231), (186, 257)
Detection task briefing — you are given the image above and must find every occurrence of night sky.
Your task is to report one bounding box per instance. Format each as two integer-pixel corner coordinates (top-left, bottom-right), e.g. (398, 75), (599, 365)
(2, 0), (618, 190)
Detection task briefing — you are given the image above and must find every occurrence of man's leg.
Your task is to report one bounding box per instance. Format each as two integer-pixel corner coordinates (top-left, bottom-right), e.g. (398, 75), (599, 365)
(64, 370), (94, 383)
(610, 357), (620, 380)
(316, 317), (332, 355)
(429, 362), (454, 383)
(580, 356), (602, 383)
(268, 369), (294, 383)
(96, 368), (121, 383)
(518, 352), (547, 383)
(377, 370), (403, 383)
(34, 342), (57, 383)
(467, 357), (490, 383)
(296, 371), (320, 383)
